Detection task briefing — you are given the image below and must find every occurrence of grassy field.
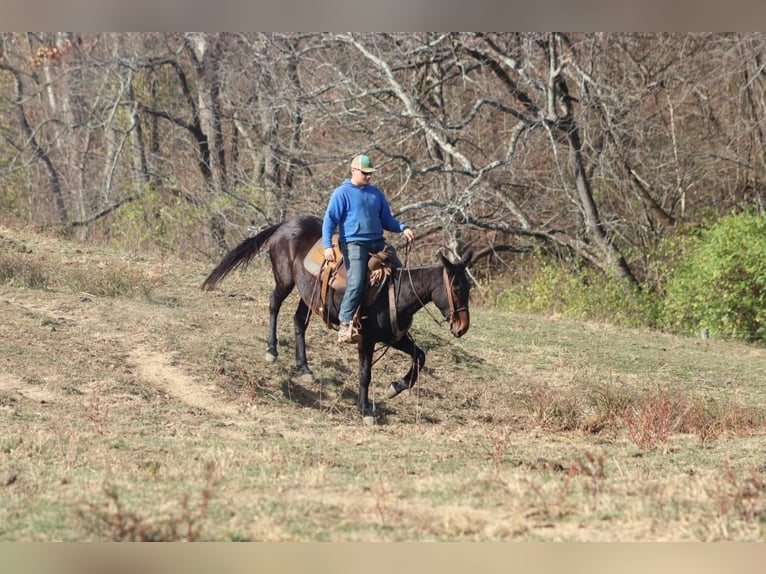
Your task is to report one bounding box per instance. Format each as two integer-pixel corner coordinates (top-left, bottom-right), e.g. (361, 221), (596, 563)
(2, 223), (766, 541)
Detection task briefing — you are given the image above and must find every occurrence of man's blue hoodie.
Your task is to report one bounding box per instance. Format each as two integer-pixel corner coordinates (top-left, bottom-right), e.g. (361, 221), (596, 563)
(322, 178), (407, 248)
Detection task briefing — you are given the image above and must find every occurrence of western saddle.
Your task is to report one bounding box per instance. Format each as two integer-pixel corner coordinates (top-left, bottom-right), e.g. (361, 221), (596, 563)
(303, 237), (403, 339)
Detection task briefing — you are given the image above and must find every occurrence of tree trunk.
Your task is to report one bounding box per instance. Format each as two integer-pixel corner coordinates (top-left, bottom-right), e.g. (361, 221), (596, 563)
(0, 61), (67, 223)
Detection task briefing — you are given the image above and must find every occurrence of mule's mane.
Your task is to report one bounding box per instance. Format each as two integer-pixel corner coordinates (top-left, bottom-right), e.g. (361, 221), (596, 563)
(396, 266), (432, 274)
(397, 262), (457, 272)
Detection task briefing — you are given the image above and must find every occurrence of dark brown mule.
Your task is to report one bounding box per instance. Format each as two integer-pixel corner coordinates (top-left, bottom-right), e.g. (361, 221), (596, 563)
(201, 215), (473, 424)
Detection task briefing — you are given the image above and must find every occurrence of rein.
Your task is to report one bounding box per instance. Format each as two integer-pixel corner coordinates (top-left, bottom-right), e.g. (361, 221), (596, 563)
(375, 249), (463, 370)
(305, 259), (328, 328)
(402, 254), (462, 331)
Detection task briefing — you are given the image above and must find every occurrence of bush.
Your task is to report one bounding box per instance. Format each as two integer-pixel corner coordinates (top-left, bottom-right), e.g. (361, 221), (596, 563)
(104, 185), (196, 255)
(496, 255), (659, 328)
(661, 210), (766, 343)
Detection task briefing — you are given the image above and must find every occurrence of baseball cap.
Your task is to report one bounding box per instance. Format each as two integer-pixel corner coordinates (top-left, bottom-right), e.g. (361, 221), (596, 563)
(350, 154), (378, 173)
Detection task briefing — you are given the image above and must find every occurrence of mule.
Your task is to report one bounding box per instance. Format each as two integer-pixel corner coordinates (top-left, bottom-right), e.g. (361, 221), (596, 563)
(201, 215), (473, 424)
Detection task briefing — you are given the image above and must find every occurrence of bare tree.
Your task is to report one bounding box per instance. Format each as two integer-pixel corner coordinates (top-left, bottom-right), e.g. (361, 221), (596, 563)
(3, 32), (766, 280)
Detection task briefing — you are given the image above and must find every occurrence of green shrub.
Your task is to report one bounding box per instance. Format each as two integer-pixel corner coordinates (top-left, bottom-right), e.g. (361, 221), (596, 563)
(99, 182), (272, 258)
(107, 185), (195, 254)
(661, 210), (766, 343)
(496, 256), (659, 328)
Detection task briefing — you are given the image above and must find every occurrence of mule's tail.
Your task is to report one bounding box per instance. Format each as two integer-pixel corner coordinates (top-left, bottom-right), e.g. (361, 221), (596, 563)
(201, 222), (283, 291)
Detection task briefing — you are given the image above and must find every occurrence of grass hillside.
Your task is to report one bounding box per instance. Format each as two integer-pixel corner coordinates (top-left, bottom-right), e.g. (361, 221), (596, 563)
(2, 224), (766, 541)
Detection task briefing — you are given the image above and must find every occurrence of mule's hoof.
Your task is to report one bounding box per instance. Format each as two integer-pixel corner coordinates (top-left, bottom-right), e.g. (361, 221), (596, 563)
(385, 383), (399, 400)
(264, 352), (277, 363)
(297, 372), (315, 384)
(363, 415), (376, 427)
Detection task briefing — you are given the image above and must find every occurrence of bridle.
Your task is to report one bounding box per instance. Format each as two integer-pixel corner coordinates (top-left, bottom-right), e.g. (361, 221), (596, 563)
(441, 267), (468, 332)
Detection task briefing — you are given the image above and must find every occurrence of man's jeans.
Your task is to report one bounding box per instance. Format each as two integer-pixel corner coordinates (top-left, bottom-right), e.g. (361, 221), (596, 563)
(338, 239), (402, 324)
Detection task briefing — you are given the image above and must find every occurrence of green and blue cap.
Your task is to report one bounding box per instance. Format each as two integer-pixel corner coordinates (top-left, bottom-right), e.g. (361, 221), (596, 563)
(351, 154), (378, 173)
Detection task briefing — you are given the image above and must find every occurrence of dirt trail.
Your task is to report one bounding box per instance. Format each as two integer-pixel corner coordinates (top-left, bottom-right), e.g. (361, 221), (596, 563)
(1, 286), (243, 421)
(0, 371), (58, 404)
(128, 345), (240, 418)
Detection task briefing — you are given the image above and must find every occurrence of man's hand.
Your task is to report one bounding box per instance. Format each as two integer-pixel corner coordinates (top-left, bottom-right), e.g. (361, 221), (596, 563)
(403, 227), (415, 243)
(324, 247), (336, 262)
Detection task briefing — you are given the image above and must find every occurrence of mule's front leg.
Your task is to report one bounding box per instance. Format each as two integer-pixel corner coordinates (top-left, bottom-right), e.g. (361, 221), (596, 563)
(358, 342), (375, 425)
(385, 334), (426, 399)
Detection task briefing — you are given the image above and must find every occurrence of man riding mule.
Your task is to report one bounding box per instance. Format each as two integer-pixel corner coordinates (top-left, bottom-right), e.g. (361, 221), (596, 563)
(322, 154), (415, 344)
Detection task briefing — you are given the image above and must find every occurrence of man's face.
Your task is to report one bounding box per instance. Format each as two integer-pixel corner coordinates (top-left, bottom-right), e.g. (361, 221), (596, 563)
(351, 168), (373, 186)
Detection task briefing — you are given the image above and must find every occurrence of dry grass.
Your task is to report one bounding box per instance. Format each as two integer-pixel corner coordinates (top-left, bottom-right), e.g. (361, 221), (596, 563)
(3, 223), (766, 541)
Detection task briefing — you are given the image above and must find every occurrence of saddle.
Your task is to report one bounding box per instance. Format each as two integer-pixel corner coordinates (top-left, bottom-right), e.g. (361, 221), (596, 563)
(303, 236), (396, 330)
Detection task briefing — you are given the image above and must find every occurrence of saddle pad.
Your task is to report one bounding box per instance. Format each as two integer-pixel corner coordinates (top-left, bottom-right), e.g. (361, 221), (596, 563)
(303, 235), (347, 286)
(303, 237), (328, 276)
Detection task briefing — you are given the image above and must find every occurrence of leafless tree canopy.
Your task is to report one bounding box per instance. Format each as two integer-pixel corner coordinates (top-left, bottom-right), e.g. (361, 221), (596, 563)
(2, 32), (765, 285)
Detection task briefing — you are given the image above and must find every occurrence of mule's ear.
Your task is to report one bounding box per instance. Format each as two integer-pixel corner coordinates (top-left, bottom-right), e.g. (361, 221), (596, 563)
(460, 249), (474, 267)
(440, 249), (473, 267)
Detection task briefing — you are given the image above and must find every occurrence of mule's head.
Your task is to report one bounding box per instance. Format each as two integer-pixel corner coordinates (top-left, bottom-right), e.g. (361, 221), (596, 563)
(438, 249), (474, 338)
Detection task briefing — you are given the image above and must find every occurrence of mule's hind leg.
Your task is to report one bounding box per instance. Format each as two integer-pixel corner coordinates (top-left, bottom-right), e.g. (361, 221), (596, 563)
(293, 299), (313, 378)
(384, 334), (426, 399)
(266, 285), (292, 361)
